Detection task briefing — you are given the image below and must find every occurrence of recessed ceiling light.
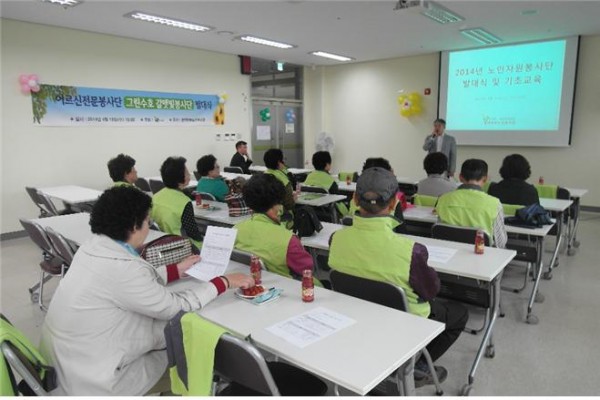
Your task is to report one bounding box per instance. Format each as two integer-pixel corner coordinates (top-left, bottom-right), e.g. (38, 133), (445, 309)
(42, 0), (82, 7)
(310, 51), (354, 62)
(460, 28), (502, 45)
(238, 35), (295, 49)
(124, 11), (212, 32)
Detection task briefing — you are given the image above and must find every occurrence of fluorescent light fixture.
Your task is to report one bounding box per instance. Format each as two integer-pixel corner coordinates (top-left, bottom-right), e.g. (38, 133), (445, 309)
(310, 51), (354, 62)
(460, 27), (503, 45)
(420, 1), (464, 24)
(124, 11), (212, 32)
(42, 0), (82, 6)
(238, 35), (295, 49)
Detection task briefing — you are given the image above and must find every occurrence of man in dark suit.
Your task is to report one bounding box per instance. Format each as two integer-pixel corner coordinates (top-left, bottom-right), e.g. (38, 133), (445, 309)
(230, 140), (253, 174)
(423, 118), (457, 177)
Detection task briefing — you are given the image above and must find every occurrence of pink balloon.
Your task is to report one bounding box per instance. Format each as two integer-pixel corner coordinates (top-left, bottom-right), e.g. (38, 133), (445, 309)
(21, 83), (31, 94)
(19, 74), (29, 84)
(29, 74), (38, 81)
(30, 85), (40, 93)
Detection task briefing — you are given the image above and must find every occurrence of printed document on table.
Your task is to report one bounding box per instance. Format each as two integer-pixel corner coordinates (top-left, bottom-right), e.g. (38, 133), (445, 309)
(266, 307), (356, 348)
(425, 245), (457, 264)
(186, 226), (237, 282)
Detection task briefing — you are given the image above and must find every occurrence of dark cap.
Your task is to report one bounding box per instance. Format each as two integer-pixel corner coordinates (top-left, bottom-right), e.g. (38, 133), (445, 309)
(356, 167), (398, 205)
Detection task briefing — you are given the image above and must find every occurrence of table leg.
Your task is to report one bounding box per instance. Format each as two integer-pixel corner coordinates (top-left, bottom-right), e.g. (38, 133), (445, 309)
(543, 214), (563, 280)
(526, 238), (544, 324)
(567, 197), (581, 254)
(461, 277), (500, 395)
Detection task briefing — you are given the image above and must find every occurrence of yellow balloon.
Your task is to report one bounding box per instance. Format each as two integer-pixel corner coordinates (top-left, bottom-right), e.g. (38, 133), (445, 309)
(412, 105), (422, 115)
(400, 108), (410, 117)
(408, 92), (420, 102)
(397, 95), (406, 104)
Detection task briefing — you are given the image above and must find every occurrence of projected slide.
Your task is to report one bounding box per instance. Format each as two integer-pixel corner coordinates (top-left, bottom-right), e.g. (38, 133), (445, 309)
(439, 37), (578, 147)
(447, 41), (565, 130)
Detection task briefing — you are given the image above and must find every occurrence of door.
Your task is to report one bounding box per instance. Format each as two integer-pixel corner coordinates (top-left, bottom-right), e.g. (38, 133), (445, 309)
(252, 100), (304, 168)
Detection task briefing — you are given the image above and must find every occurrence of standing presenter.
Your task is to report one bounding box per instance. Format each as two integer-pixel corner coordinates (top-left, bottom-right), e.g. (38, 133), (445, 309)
(423, 118), (457, 177)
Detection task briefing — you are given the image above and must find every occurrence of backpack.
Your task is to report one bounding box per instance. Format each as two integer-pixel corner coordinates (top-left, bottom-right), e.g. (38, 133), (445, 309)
(505, 203), (552, 228)
(293, 206), (323, 237)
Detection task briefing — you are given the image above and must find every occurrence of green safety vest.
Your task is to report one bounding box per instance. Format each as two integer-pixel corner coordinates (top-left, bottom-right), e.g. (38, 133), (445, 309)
(304, 170), (334, 190)
(328, 216), (430, 317)
(436, 188), (499, 240)
(113, 181), (134, 188)
(151, 188), (202, 248)
(305, 171), (349, 216)
(235, 213), (294, 279)
(265, 168), (290, 187)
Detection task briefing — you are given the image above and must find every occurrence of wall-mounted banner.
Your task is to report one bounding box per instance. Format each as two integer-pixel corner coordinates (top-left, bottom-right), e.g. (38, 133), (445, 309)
(31, 84), (225, 126)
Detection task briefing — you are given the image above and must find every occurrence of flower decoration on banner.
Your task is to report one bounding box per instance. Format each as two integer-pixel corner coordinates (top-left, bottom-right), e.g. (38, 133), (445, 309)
(19, 74), (40, 95)
(218, 93), (228, 104)
(259, 108), (271, 122)
(285, 108), (296, 123)
(397, 91), (423, 117)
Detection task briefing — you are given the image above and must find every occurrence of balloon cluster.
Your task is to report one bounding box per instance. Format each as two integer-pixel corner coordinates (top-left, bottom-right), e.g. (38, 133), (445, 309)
(397, 92), (423, 117)
(259, 108), (271, 122)
(19, 74), (40, 95)
(285, 108), (296, 123)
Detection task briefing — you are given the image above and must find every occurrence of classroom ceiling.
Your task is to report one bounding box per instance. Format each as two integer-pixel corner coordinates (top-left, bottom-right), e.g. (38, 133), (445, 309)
(2, 1), (600, 67)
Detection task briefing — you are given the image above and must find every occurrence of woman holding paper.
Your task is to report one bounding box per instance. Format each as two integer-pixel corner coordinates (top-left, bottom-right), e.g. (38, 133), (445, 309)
(39, 186), (254, 396)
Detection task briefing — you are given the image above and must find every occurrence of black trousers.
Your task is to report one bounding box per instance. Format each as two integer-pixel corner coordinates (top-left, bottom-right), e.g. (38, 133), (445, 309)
(426, 298), (469, 362)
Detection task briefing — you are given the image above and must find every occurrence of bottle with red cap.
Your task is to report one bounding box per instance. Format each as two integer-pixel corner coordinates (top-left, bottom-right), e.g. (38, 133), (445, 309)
(538, 176), (544, 185)
(475, 229), (485, 255)
(302, 269), (314, 302)
(194, 192), (202, 206)
(250, 255), (262, 285)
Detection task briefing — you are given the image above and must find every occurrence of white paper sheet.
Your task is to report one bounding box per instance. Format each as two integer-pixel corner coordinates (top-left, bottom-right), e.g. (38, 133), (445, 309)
(186, 226), (237, 282)
(256, 125), (271, 140)
(425, 245), (457, 264)
(266, 307), (356, 348)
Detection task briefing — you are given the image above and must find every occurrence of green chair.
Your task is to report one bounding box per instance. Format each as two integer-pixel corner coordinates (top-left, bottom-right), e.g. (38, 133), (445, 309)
(338, 172), (358, 183)
(502, 203), (524, 217)
(534, 184), (558, 199)
(412, 194), (438, 207)
(482, 181), (492, 193)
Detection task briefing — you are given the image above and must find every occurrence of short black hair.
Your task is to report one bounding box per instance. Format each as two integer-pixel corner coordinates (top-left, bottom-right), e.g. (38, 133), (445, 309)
(499, 154), (531, 181)
(107, 154), (135, 182)
(461, 159), (488, 181)
(196, 154), (217, 177)
(423, 152), (448, 175)
(312, 151), (332, 171)
(362, 157), (392, 172)
(90, 186), (152, 242)
(264, 148), (284, 169)
(434, 118), (446, 126)
(160, 156), (187, 189)
(243, 174), (285, 213)
(235, 140), (247, 149)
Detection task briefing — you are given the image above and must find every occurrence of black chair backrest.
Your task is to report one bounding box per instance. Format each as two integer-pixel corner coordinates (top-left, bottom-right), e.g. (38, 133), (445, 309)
(134, 178), (151, 192)
(193, 171), (201, 180)
(431, 223), (490, 246)
(19, 219), (54, 256)
(330, 270), (407, 312)
(230, 248), (252, 265)
(224, 166), (244, 174)
(149, 179), (165, 194)
(45, 227), (75, 265)
(300, 185), (328, 194)
(213, 334), (280, 395)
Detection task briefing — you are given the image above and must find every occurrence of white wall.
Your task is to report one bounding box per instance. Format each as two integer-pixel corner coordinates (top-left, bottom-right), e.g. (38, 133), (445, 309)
(304, 36), (600, 207)
(1, 19), (252, 233)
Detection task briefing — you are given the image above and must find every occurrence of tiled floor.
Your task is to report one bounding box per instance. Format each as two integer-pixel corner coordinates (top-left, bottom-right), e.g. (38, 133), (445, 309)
(1, 212), (599, 396)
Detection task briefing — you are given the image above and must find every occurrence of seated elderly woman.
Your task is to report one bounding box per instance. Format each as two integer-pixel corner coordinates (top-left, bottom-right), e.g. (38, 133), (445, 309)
(488, 154), (540, 206)
(196, 154), (230, 201)
(39, 186), (254, 395)
(152, 156), (203, 248)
